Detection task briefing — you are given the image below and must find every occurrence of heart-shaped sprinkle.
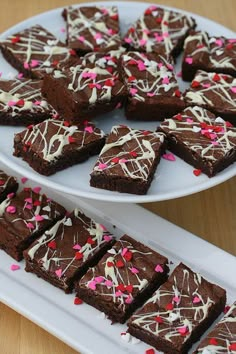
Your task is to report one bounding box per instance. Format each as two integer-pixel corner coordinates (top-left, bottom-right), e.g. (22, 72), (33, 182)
(130, 88), (138, 95)
(34, 214), (44, 221)
(231, 87), (236, 93)
(85, 126), (94, 133)
(64, 218), (72, 226)
(193, 126), (201, 133)
(33, 186), (41, 194)
(74, 297), (83, 305)
(193, 296), (201, 304)
(10, 264), (20, 271)
(193, 169), (202, 176)
(88, 280), (96, 290)
(126, 285), (133, 293)
(73, 244), (81, 250)
(155, 264), (163, 273)
(95, 276), (104, 283)
(55, 269), (62, 278)
(104, 235), (112, 242)
(166, 303), (174, 311)
(26, 222), (34, 229)
(6, 205), (16, 214)
(173, 296), (180, 304)
(229, 343), (236, 350)
(105, 280), (113, 287)
(162, 153), (176, 161)
(75, 252), (83, 260)
(145, 349), (155, 354)
(124, 251), (133, 262)
(48, 240), (56, 249)
(209, 338), (218, 345)
(185, 57), (193, 64)
(7, 193), (15, 199)
(125, 295), (133, 304)
(178, 326), (189, 335)
(21, 177), (28, 184)
(130, 267), (139, 274)
(87, 237), (95, 245)
(116, 260), (125, 268)
(107, 261), (114, 267)
(98, 163), (108, 170)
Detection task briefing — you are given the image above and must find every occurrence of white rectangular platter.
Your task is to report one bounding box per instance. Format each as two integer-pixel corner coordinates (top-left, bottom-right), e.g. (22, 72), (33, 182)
(0, 164), (235, 354)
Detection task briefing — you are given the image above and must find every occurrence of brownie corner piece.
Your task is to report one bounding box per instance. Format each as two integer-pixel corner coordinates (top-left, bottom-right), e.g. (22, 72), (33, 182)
(90, 125), (166, 195)
(159, 106), (236, 177)
(24, 208), (115, 293)
(63, 5), (121, 54)
(0, 187), (66, 261)
(76, 234), (169, 323)
(128, 262), (226, 354)
(121, 51), (185, 120)
(123, 5), (196, 58)
(0, 170), (18, 203)
(13, 119), (105, 176)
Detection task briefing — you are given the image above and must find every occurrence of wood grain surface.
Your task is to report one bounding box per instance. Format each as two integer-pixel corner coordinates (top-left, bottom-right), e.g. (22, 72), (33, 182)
(0, 1), (235, 353)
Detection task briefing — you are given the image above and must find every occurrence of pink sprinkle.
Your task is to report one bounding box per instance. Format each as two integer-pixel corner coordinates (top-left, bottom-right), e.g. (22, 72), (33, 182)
(35, 214), (44, 221)
(78, 36), (85, 43)
(147, 92), (155, 97)
(193, 296), (201, 304)
(137, 60), (146, 71)
(162, 153), (176, 161)
(24, 62), (30, 69)
(178, 326), (188, 335)
(215, 39), (223, 47)
(25, 204), (33, 210)
(31, 59), (39, 68)
(10, 264), (20, 271)
(185, 57), (193, 65)
(163, 32), (169, 38)
(105, 280), (113, 287)
(7, 100), (16, 106)
(73, 244), (81, 250)
(95, 276), (104, 283)
(167, 64), (174, 71)
(33, 186), (41, 193)
(177, 71), (182, 78)
(154, 34), (163, 42)
(60, 27), (66, 33)
(85, 126), (94, 133)
(7, 192), (15, 199)
(186, 118), (193, 123)
(119, 158), (128, 164)
(149, 5), (157, 10)
(101, 8), (109, 15)
(88, 280), (97, 290)
(94, 32), (102, 39)
(125, 295), (133, 304)
(212, 141), (219, 146)
(210, 133), (217, 140)
(18, 73), (24, 79)
(142, 29), (150, 35)
(229, 39), (236, 43)
(121, 247), (128, 257)
(21, 177), (28, 184)
(104, 235), (112, 242)
(24, 197), (32, 203)
(115, 291), (123, 297)
(139, 38), (147, 46)
(34, 100), (41, 105)
(115, 102), (122, 109)
(124, 37), (132, 44)
(162, 77), (169, 85)
(158, 62), (163, 68)
(98, 163), (108, 170)
(26, 222), (34, 229)
(130, 88), (138, 96)
(99, 224), (107, 231)
(107, 29), (113, 35)
(55, 269), (62, 278)
(203, 83), (211, 88)
(6, 205), (16, 214)
(173, 296), (180, 304)
(130, 267), (139, 274)
(155, 264), (163, 273)
(231, 87), (236, 93)
(95, 83), (101, 89)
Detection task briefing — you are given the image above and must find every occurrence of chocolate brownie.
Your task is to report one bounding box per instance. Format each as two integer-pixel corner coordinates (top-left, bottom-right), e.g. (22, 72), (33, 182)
(195, 301), (236, 353)
(76, 234), (169, 323)
(24, 209), (115, 293)
(123, 5), (196, 59)
(13, 119), (106, 176)
(0, 170), (18, 203)
(62, 6), (121, 55)
(90, 125), (166, 195)
(182, 31), (236, 81)
(0, 78), (56, 125)
(0, 188), (66, 261)
(42, 50), (126, 122)
(159, 106), (236, 177)
(184, 70), (236, 125)
(121, 51), (185, 120)
(0, 25), (73, 79)
(128, 263), (226, 354)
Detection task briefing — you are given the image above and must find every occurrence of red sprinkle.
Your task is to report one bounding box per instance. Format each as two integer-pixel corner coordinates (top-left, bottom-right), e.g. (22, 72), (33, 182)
(116, 260), (125, 268)
(155, 316), (163, 324)
(123, 250), (133, 262)
(174, 89), (181, 97)
(11, 36), (21, 44)
(68, 136), (76, 143)
(74, 297), (83, 305)
(125, 284), (133, 293)
(128, 75), (136, 82)
(110, 14), (118, 20)
(213, 73), (221, 82)
(107, 261), (114, 267)
(191, 80), (201, 88)
(224, 305), (231, 314)
(116, 284), (126, 292)
(128, 27), (135, 33)
(48, 240), (56, 250)
(16, 99), (24, 106)
(75, 252), (83, 260)
(111, 157), (120, 164)
(226, 121), (233, 128)
(87, 237), (95, 245)
(69, 49), (76, 56)
(145, 9), (152, 15)
(145, 349), (155, 354)
(63, 120), (70, 127)
(175, 113), (182, 121)
(209, 338), (218, 345)
(129, 151), (137, 157)
(166, 303), (174, 311)
(104, 79), (114, 87)
(193, 169), (202, 176)
(226, 43), (233, 50)
(229, 343), (236, 350)
(156, 17), (162, 23)
(33, 200), (41, 206)
(0, 179), (5, 186)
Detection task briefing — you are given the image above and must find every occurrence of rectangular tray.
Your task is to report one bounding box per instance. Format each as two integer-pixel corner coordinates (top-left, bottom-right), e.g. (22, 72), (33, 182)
(0, 169), (235, 354)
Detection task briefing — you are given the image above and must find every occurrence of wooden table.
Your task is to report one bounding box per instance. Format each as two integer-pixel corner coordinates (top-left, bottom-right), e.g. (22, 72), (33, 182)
(0, 1), (235, 353)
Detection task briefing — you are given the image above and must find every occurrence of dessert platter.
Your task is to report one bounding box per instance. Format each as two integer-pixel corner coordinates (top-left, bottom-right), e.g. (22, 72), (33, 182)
(0, 1), (235, 203)
(0, 2), (236, 354)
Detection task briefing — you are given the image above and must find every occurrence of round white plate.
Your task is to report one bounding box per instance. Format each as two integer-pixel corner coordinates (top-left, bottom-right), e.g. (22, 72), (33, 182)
(0, 1), (235, 203)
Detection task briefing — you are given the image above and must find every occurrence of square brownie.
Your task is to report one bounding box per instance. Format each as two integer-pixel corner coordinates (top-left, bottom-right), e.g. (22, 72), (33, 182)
(128, 263), (226, 354)
(62, 6), (121, 55)
(76, 234), (169, 323)
(159, 106), (236, 177)
(0, 170), (18, 203)
(24, 209), (115, 293)
(13, 119), (105, 176)
(0, 187), (66, 261)
(194, 301), (236, 353)
(123, 5), (196, 59)
(182, 31), (236, 81)
(0, 25), (73, 79)
(184, 70), (236, 125)
(0, 78), (56, 125)
(41, 50), (126, 122)
(121, 51), (185, 120)
(90, 125), (166, 195)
